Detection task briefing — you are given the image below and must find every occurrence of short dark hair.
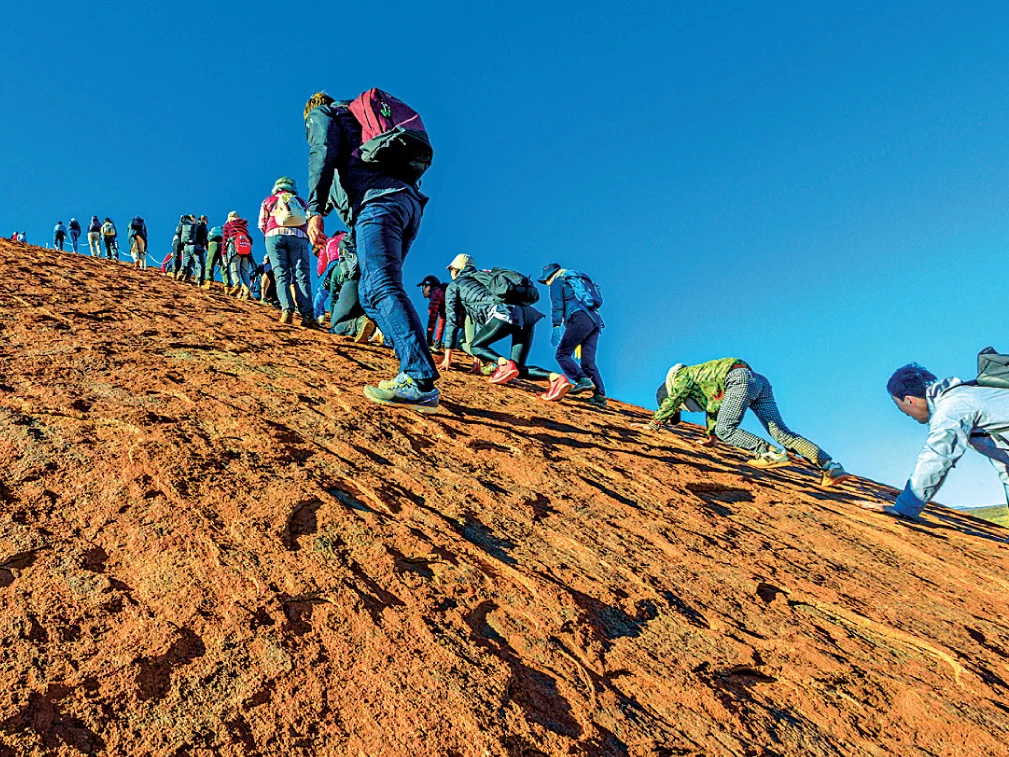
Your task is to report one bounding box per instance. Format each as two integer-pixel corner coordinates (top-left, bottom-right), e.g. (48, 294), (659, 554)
(887, 363), (937, 399)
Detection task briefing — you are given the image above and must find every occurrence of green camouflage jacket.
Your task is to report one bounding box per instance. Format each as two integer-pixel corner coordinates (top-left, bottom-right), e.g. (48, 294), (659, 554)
(654, 357), (750, 434)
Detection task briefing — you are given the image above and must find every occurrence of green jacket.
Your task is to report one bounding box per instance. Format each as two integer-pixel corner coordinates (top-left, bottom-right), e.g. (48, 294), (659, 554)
(654, 357), (750, 434)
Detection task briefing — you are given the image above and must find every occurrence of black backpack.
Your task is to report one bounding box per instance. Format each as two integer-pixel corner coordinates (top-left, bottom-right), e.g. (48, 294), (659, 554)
(130, 216), (145, 232)
(471, 268), (540, 306)
(977, 347), (1009, 389)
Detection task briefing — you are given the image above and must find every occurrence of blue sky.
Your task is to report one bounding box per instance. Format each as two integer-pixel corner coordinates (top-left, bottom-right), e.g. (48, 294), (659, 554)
(2, 1), (1006, 504)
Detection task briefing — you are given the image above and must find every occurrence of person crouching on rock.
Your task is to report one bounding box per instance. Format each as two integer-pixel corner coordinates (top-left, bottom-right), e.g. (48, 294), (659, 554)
(438, 254), (552, 386)
(645, 357), (850, 488)
(862, 361), (1009, 520)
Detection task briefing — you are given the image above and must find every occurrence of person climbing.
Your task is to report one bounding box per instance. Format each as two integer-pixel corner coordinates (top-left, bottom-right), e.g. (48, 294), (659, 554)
(53, 221), (67, 251)
(864, 356), (1009, 520)
(538, 263), (606, 406)
(68, 218), (81, 253)
(204, 223), (226, 289)
(647, 357), (850, 488)
(171, 214), (190, 278)
(223, 211), (254, 298)
(15, 231), (26, 243)
(87, 216), (102, 256)
(313, 232), (344, 327)
(258, 176), (315, 327)
(177, 214), (208, 283)
(100, 218), (118, 261)
(417, 275), (447, 350)
(438, 254), (552, 385)
(322, 233), (369, 338)
(128, 216), (148, 270)
(304, 90), (438, 411)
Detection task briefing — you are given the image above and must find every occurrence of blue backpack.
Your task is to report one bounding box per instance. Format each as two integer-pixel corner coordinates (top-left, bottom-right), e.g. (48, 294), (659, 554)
(563, 270), (603, 310)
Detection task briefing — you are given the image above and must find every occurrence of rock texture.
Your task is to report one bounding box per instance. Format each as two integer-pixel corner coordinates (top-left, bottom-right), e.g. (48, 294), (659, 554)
(0, 239), (1007, 757)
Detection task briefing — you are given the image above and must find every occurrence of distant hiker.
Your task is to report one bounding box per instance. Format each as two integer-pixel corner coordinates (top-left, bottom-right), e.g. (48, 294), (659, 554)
(313, 232), (343, 326)
(68, 218), (81, 253)
(171, 214), (189, 276)
(128, 216), (148, 270)
(177, 214), (208, 283)
(866, 356), (1009, 520)
(418, 275), (447, 349)
(304, 90), (438, 411)
(53, 221), (67, 251)
(223, 211), (254, 298)
(258, 176), (315, 327)
(100, 218), (118, 261)
(15, 231), (26, 243)
(257, 259), (279, 308)
(87, 216), (102, 255)
(539, 263), (606, 406)
(439, 254), (552, 385)
(648, 358), (850, 487)
(205, 223), (227, 288)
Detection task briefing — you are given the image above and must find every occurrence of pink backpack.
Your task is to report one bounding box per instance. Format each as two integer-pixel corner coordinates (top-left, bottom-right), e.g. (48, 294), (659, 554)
(348, 88), (433, 183)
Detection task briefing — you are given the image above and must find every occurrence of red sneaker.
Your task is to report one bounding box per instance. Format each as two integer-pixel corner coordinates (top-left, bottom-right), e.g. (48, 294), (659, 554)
(541, 375), (572, 402)
(488, 360), (520, 385)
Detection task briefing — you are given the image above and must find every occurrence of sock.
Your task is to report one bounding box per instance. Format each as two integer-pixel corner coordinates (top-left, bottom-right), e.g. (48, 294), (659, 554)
(416, 378), (435, 393)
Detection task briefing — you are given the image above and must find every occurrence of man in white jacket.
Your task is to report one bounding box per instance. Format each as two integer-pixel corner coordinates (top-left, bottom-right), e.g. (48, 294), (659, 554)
(870, 363), (1009, 519)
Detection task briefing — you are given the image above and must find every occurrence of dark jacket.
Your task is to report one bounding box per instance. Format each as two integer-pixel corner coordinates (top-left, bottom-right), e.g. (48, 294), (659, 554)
(444, 266), (498, 349)
(68, 220), (81, 233)
(305, 102), (427, 228)
(193, 221), (209, 248)
(128, 218), (148, 242)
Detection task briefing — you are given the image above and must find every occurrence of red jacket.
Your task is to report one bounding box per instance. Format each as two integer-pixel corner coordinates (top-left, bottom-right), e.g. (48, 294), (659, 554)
(223, 218), (251, 246)
(427, 286), (446, 344)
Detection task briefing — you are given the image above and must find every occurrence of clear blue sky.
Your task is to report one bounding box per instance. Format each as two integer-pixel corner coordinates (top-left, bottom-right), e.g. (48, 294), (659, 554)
(2, 1), (1006, 505)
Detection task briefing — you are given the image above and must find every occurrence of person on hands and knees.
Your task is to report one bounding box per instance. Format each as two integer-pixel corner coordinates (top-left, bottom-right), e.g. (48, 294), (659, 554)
(648, 358), (850, 488)
(865, 361), (1009, 520)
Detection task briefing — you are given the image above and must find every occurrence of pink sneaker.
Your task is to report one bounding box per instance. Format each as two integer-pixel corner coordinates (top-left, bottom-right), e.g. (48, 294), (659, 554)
(488, 360), (520, 385)
(541, 375), (572, 402)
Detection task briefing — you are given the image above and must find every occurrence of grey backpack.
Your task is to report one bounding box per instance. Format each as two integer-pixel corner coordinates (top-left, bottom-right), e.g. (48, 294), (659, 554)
(977, 347), (1009, 389)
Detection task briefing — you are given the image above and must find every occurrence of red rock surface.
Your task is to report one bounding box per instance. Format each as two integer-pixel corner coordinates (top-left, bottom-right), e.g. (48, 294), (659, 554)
(0, 239), (1007, 756)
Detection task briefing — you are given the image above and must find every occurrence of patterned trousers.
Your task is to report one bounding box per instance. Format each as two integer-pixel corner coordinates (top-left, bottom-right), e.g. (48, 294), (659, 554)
(714, 368), (830, 469)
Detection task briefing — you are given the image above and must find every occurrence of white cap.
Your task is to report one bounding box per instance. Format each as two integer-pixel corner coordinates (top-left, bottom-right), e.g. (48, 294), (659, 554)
(447, 253), (473, 271)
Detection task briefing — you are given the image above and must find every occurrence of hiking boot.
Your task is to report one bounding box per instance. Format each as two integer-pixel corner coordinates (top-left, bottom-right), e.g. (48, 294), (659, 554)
(363, 373), (440, 413)
(355, 317), (377, 343)
(300, 316), (320, 330)
(239, 285), (251, 300)
(541, 375), (572, 402)
(569, 377), (596, 395)
(201, 280), (213, 290)
(279, 310), (294, 325)
(748, 448), (792, 470)
(820, 462), (852, 488)
(480, 362), (497, 375)
(488, 360), (520, 385)
(587, 393), (608, 409)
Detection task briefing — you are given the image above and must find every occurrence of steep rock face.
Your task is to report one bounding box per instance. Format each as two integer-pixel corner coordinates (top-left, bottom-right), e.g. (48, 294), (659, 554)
(0, 239), (1007, 757)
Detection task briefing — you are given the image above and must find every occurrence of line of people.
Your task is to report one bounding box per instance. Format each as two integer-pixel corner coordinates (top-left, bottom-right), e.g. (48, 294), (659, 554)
(25, 86), (1008, 512)
(49, 216), (149, 267)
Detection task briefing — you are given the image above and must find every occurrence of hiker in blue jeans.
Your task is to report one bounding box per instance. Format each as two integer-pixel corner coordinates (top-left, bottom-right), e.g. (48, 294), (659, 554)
(538, 263), (607, 407)
(304, 91), (439, 412)
(258, 177), (316, 328)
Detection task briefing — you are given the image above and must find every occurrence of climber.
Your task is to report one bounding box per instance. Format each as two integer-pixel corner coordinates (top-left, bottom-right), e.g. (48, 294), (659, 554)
(417, 275), (447, 349)
(100, 218), (118, 261)
(128, 216), (148, 270)
(863, 359), (1009, 520)
(438, 254), (552, 385)
(646, 357), (850, 488)
(223, 211), (255, 298)
(304, 91), (438, 411)
(538, 263), (606, 406)
(259, 176), (315, 327)
(67, 218), (81, 253)
(53, 221), (67, 251)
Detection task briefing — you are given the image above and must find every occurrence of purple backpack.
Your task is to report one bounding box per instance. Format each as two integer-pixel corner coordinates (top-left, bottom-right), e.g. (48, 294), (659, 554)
(349, 88), (433, 183)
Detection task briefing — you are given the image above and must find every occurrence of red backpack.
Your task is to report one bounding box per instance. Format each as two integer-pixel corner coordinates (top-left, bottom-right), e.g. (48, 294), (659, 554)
(348, 88), (433, 183)
(233, 233), (252, 256)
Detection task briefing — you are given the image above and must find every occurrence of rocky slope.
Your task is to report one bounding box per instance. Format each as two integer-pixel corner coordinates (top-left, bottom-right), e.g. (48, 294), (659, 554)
(0, 239), (1007, 757)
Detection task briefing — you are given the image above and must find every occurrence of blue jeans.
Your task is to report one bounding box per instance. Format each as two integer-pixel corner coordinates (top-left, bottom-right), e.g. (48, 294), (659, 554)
(556, 310), (605, 394)
(265, 235), (313, 317)
(229, 255), (254, 290)
(181, 244), (206, 281)
(69, 230), (80, 253)
(329, 279), (365, 334)
(356, 192), (437, 382)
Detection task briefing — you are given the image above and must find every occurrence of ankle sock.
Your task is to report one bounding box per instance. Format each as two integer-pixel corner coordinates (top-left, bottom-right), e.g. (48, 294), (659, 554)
(416, 379), (435, 393)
